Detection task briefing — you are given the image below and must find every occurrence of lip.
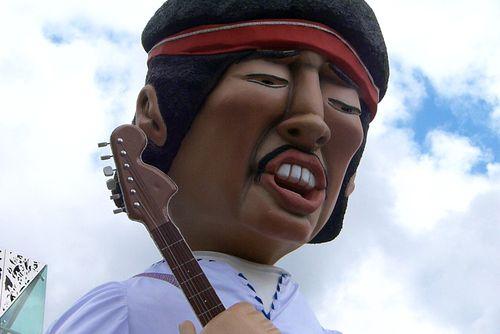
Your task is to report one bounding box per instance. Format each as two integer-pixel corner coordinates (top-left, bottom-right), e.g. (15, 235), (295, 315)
(259, 149), (327, 215)
(264, 150), (327, 189)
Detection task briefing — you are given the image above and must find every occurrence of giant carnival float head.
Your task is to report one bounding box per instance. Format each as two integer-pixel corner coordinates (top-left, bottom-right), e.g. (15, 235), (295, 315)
(134, 0), (389, 264)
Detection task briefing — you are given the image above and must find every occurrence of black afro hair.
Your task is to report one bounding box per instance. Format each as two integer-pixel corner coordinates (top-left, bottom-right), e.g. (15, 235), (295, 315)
(143, 0), (389, 99)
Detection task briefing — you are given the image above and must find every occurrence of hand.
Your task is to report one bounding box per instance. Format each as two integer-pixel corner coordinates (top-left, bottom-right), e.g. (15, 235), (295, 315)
(178, 302), (281, 334)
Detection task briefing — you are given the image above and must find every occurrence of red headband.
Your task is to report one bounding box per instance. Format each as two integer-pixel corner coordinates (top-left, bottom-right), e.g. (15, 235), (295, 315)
(148, 19), (380, 120)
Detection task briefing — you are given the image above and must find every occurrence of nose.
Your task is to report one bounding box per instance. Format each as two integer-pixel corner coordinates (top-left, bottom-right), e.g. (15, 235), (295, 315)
(277, 69), (331, 151)
(277, 114), (331, 150)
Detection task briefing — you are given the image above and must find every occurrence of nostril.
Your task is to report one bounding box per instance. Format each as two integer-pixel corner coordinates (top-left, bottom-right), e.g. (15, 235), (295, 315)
(288, 128), (300, 137)
(316, 136), (327, 146)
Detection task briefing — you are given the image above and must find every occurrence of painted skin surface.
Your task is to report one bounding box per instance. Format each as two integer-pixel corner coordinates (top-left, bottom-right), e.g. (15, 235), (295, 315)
(139, 50), (364, 265)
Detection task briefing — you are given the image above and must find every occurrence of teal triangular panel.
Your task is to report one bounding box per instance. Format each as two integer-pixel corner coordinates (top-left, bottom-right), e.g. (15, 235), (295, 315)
(0, 266), (47, 334)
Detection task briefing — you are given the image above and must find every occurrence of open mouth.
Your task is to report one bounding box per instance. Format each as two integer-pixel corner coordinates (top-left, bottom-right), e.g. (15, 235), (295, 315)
(258, 148), (327, 215)
(274, 163), (317, 196)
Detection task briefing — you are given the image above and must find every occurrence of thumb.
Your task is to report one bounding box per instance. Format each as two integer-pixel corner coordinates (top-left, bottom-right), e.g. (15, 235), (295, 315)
(178, 320), (197, 334)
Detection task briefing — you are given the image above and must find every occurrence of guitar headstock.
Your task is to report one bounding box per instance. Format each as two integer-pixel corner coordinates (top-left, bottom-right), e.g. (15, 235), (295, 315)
(98, 125), (178, 229)
(99, 126), (226, 324)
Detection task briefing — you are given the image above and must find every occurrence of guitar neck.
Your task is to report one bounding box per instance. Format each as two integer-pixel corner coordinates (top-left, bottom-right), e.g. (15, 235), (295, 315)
(148, 220), (225, 326)
(105, 125), (225, 326)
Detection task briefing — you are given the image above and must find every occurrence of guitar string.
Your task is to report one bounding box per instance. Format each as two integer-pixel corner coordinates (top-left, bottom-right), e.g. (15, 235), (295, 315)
(117, 145), (210, 324)
(123, 150), (222, 324)
(111, 134), (213, 323)
(156, 223), (223, 320)
(117, 135), (225, 322)
(156, 221), (226, 322)
(154, 224), (213, 325)
(159, 219), (226, 322)
(159, 223), (225, 315)
(157, 219), (226, 321)
(130, 178), (211, 325)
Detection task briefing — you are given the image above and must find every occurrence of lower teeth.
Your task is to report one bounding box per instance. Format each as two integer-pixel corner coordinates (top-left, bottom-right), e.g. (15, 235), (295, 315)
(275, 178), (308, 196)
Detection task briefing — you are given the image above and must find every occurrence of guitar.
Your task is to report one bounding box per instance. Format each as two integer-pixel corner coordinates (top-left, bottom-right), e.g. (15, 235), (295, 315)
(99, 124), (225, 326)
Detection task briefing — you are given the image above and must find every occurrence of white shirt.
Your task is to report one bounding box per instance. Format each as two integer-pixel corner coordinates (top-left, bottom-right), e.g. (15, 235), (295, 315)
(46, 258), (341, 334)
(194, 251), (286, 312)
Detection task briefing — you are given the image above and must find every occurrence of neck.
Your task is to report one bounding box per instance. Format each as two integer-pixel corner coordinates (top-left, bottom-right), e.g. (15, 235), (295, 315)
(193, 250), (289, 274)
(179, 219), (300, 265)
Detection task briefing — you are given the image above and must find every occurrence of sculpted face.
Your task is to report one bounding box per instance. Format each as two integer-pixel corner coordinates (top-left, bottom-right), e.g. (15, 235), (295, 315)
(138, 50), (364, 264)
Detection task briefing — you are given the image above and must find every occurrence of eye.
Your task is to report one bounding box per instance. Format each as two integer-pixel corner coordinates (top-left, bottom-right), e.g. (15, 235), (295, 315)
(245, 74), (288, 88)
(328, 98), (362, 116)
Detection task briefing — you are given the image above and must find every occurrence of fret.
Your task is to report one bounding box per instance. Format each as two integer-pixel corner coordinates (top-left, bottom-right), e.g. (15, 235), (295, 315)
(179, 272), (210, 288)
(188, 286), (212, 299)
(182, 282), (213, 317)
(160, 238), (184, 252)
(198, 303), (225, 318)
(148, 221), (225, 327)
(161, 251), (206, 291)
(164, 260), (206, 296)
(150, 223), (182, 247)
(168, 256), (220, 300)
(171, 258), (200, 276)
(108, 125), (226, 327)
(189, 295), (224, 322)
(146, 217), (225, 324)
(179, 272), (204, 285)
(166, 241), (195, 264)
(187, 287), (221, 308)
(187, 285), (221, 305)
(211, 304), (226, 317)
(170, 257), (196, 271)
(186, 286), (220, 305)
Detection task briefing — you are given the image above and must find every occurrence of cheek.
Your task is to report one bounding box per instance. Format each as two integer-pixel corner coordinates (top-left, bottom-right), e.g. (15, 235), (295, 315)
(314, 113), (363, 230)
(186, 79), (289, 209)
(323, 112), (364, 168)
(202, 79), (289, 155)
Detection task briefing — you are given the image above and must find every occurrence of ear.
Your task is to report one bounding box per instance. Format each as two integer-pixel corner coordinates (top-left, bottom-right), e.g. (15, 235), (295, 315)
(135, 84), (167, 146)
(345, 172), (356, 197)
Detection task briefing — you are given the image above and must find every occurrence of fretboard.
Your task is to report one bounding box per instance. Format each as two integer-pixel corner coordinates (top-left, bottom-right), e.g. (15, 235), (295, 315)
(106, 125), (225, 326)
(149, 221), (225, 326)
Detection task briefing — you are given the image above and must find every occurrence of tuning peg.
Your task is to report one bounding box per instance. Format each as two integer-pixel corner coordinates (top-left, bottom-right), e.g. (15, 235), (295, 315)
(110, 194), (121, 200)
(113, 207), (126, 214)
(100, 155), (113, 161)
(98, 142), (109, 148)
(106, 178), (117, 191)
(103, 166), (115, 177)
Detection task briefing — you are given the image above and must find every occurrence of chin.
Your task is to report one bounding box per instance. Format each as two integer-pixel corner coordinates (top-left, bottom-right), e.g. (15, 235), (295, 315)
(267, 210), (317, 243)
(241, 185), (320, 244)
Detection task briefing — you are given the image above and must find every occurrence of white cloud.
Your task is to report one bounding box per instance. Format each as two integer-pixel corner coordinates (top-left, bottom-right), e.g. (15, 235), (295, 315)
(317, 250), (460, 334)
(0, 1), (498, 333)
(373, 63), (427, 128)
(370, 0), (500, 133)
(388, 130), (491, 232)
(0, 0), (164, 326)
(281, 1), (500, 331)
(281, 123), (499, 333)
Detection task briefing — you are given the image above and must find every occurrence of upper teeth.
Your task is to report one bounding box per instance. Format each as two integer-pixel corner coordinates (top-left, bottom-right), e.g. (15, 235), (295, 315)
(276, 164), (316, 189)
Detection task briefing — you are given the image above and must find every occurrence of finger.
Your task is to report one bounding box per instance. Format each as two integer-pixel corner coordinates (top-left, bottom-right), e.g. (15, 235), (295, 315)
(178, 320), (197, 334)
(268, 326), (282, 334)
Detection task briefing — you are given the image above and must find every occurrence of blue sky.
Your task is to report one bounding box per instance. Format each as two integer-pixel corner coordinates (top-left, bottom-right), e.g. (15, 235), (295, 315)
(0, 1), (498, 333)
(411, 75), (498, 174)
(42, 17), (135, 47)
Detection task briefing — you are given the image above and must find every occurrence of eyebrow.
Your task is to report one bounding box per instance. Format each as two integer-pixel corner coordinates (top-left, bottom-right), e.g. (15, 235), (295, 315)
(242, 50), (360, 91)
(328, 64), (360, 90)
